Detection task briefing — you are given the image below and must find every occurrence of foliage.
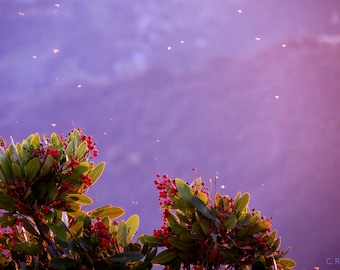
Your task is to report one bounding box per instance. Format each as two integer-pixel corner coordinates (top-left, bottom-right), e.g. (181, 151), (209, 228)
(0, 129), (154, 269)
(139, 175), (296, 270)
(0, 129), (295, 269)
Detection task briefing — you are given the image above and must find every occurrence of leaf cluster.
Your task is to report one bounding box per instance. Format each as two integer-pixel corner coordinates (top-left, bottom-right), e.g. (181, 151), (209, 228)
(139, 177), (296, 270)
(0, 130), (154, 269)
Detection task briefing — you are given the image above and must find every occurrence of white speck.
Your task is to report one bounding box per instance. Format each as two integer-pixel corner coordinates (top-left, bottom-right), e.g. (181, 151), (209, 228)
(32, 55), (37, 59)
(103, 132), (107, 135)
(110, 117), (113, 121)
(167, 46), (172, 51)
(76, 84), (82, 88)
(220, 185), (225, 189)
(180, 40), (185, 44)
(51, 123), (56, 127)
(131, 201), (138, 204)
(281, 44), (287, 48)
(255, 37), (261, 41)
(261, 183), (265, 186)
(54, 3), (60, 7)
(156, 139), (160, 143)
(18, 12), (25, 16)
(53, 49), (59, 54)
(275, 95), (280, 99)
(154, 157), (158, 160)
(237, 9), (242, 14)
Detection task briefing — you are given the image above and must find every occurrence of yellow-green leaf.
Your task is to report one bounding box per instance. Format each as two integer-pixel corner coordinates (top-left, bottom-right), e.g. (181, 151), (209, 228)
(88, 205), (124, 219)
(89, 162), (105, 184)
(66, 194), (93, 205)
(126, 214), (139, 242)
(31, 133), (41, 149)
(278, 258), (296, 269)
(234, 192), (250, 213)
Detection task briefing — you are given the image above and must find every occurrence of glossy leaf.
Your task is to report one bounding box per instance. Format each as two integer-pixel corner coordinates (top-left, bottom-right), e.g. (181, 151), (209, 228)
(175, 178), (193, 205)
(192, 196), (217, 221)
(89, 205), (124, 219)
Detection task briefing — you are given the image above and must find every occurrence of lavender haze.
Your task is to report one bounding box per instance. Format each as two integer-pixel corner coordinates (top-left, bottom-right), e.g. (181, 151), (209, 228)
(1, 1), (340, 269)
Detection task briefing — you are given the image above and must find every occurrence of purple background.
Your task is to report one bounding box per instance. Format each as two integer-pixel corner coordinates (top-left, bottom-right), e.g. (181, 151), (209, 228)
(1, 1), (340, 269)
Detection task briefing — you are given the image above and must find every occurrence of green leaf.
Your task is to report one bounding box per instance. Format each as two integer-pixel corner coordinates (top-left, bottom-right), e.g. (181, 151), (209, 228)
(168, 237), (193, 251)
(125, 214), (139, 242)
(0, 194), (17, 211)
(89, 205), (125, 219)
(192, 196), (217, 221)
(118, 221), (127, 247)
(51, 133), (63, 149)
(11, 163), (23, 178)
(89, 162), (105, 184)
(16, 242), (40, 255)
(49, 223), (72, 242)
(40, 154), (54, 177)
(110, 251), (144, 263)
(66, 194), (93, 205)
(171, 223), (188, 236)
(76, 141), (87, 159)
(271, 236), (281, 252)
(166, 212), (179, 227)
(234, 192), (250, 213)
(138, 235), (164, 246)
(0, 157), (12, 181)
(175, 178), (193, 205)
(24, 157), (41, 182)
(179, 233), (199, 242)
(222, 214), (237, 229)
(65, 139), (75, 157)
(152, 249), (179, 264)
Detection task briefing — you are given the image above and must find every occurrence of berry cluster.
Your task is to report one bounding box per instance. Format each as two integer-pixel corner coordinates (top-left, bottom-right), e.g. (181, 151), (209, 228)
(84, 217), (115, 252)
(153, 224), (174, 248)
(154, 174), (178, 206)
(81, 134), (98, 158)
